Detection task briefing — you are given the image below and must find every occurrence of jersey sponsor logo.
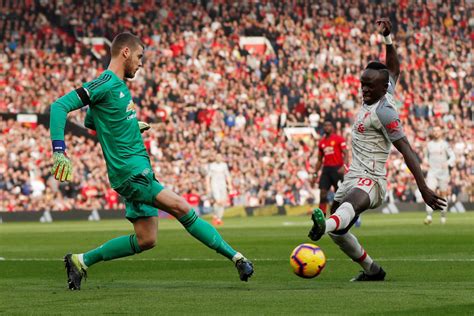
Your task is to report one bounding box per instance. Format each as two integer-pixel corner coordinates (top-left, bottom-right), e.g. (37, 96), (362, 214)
(357, 123), (365, 133)
(323, 146), (335, 155)
(126, 112), (137, 120)
(119, 91), (125, 98)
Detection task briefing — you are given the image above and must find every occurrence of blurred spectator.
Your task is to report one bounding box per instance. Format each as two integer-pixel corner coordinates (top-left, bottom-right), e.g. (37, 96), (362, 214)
(0, 0), (472, 211)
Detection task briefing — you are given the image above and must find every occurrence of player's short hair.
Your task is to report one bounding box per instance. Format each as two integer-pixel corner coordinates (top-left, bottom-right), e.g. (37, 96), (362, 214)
(365, 61), (387, 70)
(365, 61), (389, 84)
(111, 32), (144, 57)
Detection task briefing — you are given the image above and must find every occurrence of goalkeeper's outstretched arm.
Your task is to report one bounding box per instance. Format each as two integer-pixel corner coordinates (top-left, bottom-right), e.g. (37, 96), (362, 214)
(50, 88), (90, 145)
(50, 87), (90, 181)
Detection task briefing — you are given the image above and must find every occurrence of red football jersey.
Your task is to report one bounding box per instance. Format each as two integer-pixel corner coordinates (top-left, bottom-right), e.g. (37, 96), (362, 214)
(318, 133), (347, 167)
(183, 193), (200, 208)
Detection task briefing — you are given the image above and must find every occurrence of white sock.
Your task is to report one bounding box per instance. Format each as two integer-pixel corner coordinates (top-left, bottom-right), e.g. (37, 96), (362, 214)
(425, 205), (433, 219)
(78, 253), (88, 269)
(325, 202), (355, 233)
(231, 252), (244, 263)
(440, 205), (447, 219)
(440, 204), (447, 223)
(329, 232), (378, 274)
(215, 206), (225, 220)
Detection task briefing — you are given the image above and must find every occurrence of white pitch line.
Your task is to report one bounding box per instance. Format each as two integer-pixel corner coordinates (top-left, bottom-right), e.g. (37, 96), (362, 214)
(0, 257), (473, 262)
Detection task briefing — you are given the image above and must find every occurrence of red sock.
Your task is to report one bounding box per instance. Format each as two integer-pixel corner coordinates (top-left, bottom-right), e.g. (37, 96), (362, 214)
(319, 203), (327, 216)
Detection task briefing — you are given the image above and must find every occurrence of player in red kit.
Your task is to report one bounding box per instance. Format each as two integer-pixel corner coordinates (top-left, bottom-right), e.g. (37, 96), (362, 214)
(313, 120), (349, 216)
(183, 187), (200, 212)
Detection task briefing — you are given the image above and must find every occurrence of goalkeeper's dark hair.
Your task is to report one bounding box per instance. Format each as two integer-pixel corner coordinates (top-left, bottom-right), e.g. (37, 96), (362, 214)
(365, 61), (389, 84)
(111, 32), (144, 57)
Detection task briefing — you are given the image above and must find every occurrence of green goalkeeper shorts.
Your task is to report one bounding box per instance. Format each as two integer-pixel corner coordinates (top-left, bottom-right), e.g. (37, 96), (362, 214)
(114, 168), (165, 221)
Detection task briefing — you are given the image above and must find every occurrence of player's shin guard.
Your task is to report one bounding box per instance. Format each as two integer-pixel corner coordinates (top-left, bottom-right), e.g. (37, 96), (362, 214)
(325, 202), (355, 233)
(179, 209), (237, 260)
(82, 234), (142, 267)
(329, 232), (379, 275)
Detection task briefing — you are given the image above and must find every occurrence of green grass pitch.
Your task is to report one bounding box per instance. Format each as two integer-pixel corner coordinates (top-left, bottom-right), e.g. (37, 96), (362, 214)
(1, 212), (473, 315)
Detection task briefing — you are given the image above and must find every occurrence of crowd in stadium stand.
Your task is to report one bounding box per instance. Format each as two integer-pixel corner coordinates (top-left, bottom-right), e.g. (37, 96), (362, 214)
(1, 0), (472, 212)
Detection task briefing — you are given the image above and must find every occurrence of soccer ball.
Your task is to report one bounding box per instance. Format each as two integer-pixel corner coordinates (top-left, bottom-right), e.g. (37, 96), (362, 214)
(290, 243), (326, 278)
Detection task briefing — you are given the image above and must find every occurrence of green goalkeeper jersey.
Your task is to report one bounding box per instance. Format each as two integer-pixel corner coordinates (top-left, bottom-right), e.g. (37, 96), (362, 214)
(84, 70), (150, 188)
(50, 69), (151, 188)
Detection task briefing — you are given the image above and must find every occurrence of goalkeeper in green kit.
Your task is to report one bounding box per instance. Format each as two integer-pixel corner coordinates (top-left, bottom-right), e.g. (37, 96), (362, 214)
(50, 33), (254, 290)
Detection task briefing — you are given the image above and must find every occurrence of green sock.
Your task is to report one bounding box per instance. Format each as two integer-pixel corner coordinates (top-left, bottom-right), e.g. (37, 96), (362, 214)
(83, 234), (142, 267)
(179, 209), (237, 260)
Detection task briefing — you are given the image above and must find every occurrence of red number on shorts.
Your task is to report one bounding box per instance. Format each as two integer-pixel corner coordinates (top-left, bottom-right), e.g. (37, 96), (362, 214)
(357, 178), (373, 186)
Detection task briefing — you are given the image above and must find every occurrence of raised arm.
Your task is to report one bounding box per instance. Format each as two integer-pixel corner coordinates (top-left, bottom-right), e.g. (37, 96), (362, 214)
(377, 18), (400, 82)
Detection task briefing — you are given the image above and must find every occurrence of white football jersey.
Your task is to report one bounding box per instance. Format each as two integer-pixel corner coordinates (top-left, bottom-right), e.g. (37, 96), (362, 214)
(350, 76), (405, 178)
(207, 162), (230, 187)
(426, 140), (455, 171)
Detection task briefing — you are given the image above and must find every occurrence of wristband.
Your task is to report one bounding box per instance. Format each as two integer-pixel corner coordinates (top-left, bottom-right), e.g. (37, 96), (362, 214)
(52, 140), (66, 152)
(383, 34), (393, 45)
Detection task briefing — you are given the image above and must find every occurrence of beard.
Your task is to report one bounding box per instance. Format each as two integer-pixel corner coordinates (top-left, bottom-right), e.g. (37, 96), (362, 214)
(124, 60), (135, 79)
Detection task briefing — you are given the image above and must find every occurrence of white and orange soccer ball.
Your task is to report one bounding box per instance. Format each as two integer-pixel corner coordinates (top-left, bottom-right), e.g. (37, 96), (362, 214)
(290, 243), (326, 278)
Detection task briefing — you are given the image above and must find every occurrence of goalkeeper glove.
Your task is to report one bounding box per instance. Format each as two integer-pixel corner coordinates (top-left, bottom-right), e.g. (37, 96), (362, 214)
(51, 140), (73, 182)
(138, 121), (150, 133)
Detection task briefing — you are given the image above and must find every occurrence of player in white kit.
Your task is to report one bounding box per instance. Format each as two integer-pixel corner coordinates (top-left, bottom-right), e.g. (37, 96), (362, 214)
(424, 126), (455, 225)
(206, 154), (232, 226)
(308, 18), (446, 281)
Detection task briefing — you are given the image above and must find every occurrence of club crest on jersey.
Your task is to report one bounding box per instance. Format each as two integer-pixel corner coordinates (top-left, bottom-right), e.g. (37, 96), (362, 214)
(126, 100), (136, 112)
(355, 111), (370, 134)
